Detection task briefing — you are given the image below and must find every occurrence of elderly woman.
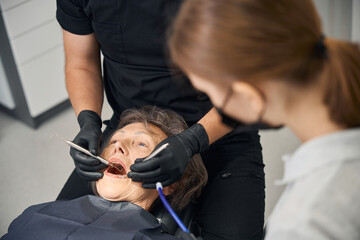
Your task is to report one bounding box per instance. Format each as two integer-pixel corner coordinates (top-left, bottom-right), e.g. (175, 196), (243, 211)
(1, 106), (207, 240)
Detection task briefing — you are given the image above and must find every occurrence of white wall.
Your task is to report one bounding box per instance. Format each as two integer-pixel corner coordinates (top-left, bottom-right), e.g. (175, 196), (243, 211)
(261, 128), (301, 221)
(313, 0), (353, 40)
(353, 0), (360, 42)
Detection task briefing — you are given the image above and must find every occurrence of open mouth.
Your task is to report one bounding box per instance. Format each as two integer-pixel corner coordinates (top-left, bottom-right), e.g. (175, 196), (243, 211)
(107, 162), (127, 178)
(104, 157), (128, 179)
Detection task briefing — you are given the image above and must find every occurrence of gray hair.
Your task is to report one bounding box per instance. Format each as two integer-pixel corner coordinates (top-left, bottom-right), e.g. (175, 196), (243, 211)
(98, 106), (208, 211)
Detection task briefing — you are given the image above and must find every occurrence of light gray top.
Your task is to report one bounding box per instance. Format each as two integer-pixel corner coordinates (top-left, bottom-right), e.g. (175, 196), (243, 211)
(266, 128), (360, 240)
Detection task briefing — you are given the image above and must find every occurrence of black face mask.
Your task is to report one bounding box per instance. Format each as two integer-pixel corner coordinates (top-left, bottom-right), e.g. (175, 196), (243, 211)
(215, 107), (283, 132)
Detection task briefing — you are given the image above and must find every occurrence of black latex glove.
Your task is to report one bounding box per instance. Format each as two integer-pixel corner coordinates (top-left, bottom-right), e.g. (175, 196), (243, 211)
(128, 123), (209, 188)
(70, 110), (105, 181)
(178, 231), (203, 240)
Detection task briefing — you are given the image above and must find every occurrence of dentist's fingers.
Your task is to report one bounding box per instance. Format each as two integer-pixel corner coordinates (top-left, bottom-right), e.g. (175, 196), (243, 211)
(72, 151), (102, 166)
(130, 157), (161, 172)
(158, 178), (174, 188)
(142, 177), (173, 189)
(75, 168), (103, 181)
(127, 168), (164, 182)
(76, 161), (107, 172)
(142, 182), (157, 189)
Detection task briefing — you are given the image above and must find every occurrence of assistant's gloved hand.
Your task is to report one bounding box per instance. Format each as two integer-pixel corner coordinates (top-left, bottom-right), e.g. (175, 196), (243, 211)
(70, 110), (105, 181)
(178, 231), (204, 240)
(128, 123), (209, 188)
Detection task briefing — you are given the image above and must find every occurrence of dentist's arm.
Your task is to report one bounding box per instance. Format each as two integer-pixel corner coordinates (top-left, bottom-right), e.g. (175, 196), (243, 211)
(198, 107), (232, 144)
(128, 108), (232, 188)
(64, 30), (103, 116)
(63, 30), (106, 180)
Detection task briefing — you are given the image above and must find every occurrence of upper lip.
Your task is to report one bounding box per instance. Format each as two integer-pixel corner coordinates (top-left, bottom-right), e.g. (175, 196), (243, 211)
(108, 158), (127, 174)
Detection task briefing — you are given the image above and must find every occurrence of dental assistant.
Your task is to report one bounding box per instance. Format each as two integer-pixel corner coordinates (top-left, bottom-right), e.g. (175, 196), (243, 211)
(56, 1), (265, 239)
(169, 0), (360, 239)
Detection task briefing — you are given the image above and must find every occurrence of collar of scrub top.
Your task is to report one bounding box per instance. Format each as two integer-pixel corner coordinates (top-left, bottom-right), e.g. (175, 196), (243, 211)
(275, 128), (360, 185)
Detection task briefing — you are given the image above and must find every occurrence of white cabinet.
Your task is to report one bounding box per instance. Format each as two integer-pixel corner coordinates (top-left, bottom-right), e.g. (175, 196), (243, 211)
(0, 0), (28, 11)
(0, 57), (15, 109)
(2, 0), (56, 38)
(0, 0), (69, 128)
(12, 20), (63, 65)
(18, 47), (67, 116)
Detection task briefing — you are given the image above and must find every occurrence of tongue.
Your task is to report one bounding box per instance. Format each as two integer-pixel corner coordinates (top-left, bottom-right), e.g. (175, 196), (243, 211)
(108, 164), (126, 175)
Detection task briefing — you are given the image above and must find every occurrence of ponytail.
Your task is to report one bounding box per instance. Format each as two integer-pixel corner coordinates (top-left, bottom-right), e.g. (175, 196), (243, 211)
(169, 0), (360, 128)
(322, 39), (360, 128)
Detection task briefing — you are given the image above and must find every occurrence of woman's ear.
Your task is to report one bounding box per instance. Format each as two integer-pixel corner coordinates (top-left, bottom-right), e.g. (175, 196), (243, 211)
(231, 81), (265, 120)
(162, 184), (177, 196)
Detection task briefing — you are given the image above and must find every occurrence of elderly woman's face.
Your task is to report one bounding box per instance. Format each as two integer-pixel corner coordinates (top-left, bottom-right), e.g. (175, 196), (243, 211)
(96, 122), (168, 209)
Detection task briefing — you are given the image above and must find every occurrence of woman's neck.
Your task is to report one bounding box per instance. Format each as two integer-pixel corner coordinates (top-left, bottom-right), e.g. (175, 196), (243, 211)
(262, 80), (345, 142)
(286, 96), (344, 142)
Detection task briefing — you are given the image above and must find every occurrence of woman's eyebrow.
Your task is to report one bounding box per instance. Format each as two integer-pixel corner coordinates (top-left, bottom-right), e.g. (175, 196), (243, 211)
(110, 130), (125, 139)
(135, 131), (152, 136)
(112, 129), (158, 142)
(135, 131), (158, 142)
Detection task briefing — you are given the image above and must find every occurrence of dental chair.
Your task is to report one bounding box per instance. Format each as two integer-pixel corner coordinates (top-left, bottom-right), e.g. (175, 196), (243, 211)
(153, 201), (200, 237)
(154, 202), (266, 240)
(58, 171), (199, 238)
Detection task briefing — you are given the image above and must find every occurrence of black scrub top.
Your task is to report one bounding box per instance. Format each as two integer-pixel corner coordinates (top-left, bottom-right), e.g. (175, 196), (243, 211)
(56, 0), (213, 126)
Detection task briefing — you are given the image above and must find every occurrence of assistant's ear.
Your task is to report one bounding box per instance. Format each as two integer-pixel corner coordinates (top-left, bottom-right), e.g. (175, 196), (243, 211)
(231, 81), (265, 119)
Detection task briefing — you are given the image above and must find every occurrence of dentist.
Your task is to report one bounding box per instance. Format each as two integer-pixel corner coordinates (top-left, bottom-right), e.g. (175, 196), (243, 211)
(56, 1), (265, 239)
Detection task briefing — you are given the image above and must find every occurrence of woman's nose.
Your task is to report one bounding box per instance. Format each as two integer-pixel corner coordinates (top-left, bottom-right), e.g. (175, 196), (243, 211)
(114, 141), (128, 155)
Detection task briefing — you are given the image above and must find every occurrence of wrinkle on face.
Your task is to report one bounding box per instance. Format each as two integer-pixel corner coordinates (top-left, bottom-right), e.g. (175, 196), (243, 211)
(96, 123), (168, 210)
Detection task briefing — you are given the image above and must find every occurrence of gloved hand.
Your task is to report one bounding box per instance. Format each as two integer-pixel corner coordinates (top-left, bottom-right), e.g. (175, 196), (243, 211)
(70, 110), (105, 181)
(178, 231), (203, 240)
(128, 123), (209, 188)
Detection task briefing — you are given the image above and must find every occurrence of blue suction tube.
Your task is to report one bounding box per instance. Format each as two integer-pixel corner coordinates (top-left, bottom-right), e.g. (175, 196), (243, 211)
(156, 182), (190, 233)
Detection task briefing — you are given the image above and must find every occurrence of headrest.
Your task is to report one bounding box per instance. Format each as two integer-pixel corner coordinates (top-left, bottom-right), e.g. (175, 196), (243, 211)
(153, 203), (194, 235)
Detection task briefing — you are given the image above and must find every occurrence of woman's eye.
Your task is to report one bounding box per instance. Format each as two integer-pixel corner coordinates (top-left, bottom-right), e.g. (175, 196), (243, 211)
(137, 142), (148, 147)
(110, 140), (117, 145)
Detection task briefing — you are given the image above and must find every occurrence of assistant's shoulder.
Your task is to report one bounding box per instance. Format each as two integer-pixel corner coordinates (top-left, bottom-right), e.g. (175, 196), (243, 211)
(266, 160), (360, 240)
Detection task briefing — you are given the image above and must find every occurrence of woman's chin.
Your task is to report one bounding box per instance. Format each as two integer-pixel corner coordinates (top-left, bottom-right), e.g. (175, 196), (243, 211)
(100, 194), (121, 202)
(96, 180), (123, 201)
(95, 175), (156, 204)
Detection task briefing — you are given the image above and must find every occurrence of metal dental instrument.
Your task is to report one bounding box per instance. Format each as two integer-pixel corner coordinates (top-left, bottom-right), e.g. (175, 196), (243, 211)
(56, 135), (120, 170)
(143, 143), (169, 161)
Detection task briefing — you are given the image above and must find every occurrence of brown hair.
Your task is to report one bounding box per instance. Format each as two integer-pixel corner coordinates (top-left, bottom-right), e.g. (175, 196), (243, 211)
(169, 0), (360, 128)
(100, 106), (208, 211)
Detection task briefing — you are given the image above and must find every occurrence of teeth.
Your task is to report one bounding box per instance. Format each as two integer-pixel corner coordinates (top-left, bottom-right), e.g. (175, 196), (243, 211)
(108, 163), (126, 175)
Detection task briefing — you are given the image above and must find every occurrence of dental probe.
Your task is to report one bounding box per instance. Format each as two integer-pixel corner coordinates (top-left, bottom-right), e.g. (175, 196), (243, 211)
(143, 143), (169, 161)
(56, 135), (116, 168)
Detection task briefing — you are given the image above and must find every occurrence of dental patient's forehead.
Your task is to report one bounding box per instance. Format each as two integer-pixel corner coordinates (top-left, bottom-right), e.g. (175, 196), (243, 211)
(111, 123), (167, 142)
